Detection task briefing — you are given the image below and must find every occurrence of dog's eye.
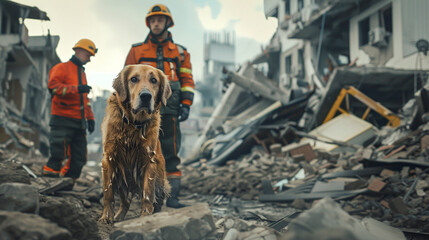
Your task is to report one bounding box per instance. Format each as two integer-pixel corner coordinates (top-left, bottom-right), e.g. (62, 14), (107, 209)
(150, 77), (158, 84)
(130, 77), (138, 83)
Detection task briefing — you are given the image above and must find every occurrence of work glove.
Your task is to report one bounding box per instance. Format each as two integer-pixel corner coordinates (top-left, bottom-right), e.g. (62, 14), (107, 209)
(178, 104), (190, 122)
(87, 119), (95, 134)
(78, 85), (92, 93)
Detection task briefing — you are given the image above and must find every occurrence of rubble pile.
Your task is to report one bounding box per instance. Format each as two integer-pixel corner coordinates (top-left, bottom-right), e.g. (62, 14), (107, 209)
(183, 118), (429, 235)
(182, 147), (294, 200)
(0, 149), (104, 240)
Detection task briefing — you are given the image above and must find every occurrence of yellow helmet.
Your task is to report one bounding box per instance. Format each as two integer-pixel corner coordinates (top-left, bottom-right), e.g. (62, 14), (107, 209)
(72, 39), (97, 56)
(145, 4), (174, 28)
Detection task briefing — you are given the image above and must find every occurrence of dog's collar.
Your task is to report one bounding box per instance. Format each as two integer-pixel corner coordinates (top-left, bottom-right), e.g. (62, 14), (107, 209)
(120, 109), (151, 139)
(121, 111), (150, 129)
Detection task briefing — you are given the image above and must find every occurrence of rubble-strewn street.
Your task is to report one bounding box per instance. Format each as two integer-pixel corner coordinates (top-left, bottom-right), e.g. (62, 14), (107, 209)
(2, 0), (429, 239)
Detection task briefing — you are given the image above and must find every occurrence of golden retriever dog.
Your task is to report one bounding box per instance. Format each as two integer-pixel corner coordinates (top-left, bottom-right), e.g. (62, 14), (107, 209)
(99, 65), (171, 224)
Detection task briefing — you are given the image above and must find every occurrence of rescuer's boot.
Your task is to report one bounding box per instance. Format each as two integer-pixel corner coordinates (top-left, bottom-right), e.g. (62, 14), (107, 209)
(166, 178), (187, 208)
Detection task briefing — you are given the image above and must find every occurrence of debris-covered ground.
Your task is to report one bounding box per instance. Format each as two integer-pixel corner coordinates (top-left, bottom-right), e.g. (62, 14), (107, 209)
(1, 77), (429, 239)
(1, 117), (428, 239)
(1, 68), (428, 239)
(182, 120), (429, 239)
(0, 148), (282, 240)
(2, 0), (429, 239)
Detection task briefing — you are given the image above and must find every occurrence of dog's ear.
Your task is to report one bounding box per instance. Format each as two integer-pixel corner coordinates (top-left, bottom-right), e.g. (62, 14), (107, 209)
(156, 69), (172, 106)
(113, 66), (130, 102)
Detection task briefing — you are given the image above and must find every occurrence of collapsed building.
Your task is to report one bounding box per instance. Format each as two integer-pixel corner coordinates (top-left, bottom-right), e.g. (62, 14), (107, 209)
(186, 0), (429, 165)
(0, 0), (60, 156)
(179, 1), (429, 238)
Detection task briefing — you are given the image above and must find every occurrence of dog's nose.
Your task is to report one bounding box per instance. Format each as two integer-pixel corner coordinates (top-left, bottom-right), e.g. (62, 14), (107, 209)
(139, 90), (152, 102)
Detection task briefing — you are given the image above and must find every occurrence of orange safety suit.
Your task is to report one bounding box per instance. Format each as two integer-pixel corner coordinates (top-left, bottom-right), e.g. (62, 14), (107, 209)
(49, 58), (94, 121)
(43, 56), (94, 179)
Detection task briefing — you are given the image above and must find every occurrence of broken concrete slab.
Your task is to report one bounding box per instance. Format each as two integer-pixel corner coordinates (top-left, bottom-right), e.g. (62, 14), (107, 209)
(283, 197), (406, 240)
(0, 161), (30, 185)
(301, 113), (377, 152)
(222, 67), (290, 105)
(38, 195), (100, 240)
(311, 181), (344, 193)
(269, 143), (282, 156)
(112, 203), (216, 240)
(0, 210), (71, 240)
(0, 182), (39, 213)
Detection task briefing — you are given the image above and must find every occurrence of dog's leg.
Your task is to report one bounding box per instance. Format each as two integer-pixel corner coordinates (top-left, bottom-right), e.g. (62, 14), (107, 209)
(141, 165), (156, 216)
(153, 180), (165, 213)
(114, 190), (131, 221)
(99, 158), (115, 224)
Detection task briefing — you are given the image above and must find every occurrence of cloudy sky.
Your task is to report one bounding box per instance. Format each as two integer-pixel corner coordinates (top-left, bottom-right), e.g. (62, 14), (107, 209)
(16, 0), (277, 93)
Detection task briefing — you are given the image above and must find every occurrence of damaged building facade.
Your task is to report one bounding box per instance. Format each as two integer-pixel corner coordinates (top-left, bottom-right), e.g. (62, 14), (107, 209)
(186, 0), (429, 167)
(180, 1), (429, 238)
(264, 0), (429, 90)
(0, 0), (60, 156)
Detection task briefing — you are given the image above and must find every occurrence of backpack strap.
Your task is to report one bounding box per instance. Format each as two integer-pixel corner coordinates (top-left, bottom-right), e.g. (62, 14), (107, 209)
(176, 44), (186, 65)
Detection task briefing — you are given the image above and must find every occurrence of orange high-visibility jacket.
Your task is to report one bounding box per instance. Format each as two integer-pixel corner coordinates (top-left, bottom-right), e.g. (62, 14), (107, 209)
(48, 57), (95, 120)
(125, 33), (195, 106)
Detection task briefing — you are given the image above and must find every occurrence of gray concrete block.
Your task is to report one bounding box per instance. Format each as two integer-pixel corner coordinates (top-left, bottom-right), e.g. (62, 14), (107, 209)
(112, 203), (215, 240)
(0, 210), (71, 240)
(0, 182), (39, 213)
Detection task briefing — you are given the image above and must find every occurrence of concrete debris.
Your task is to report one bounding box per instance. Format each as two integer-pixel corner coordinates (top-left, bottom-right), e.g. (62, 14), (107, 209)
(111, 203), (216, 240)
(300, 113), (377, 152)
(182, 74), (429, 235)
(0, 183), (39, 214)
(0, 149), (105, 239)
(216, 216), (282, 240)
(282, 197), (406, 240)
(0, 160), (31, 185)
(0, 210), (72, 240)
(39, 195), (100, 240)
(2, 0), (429, 239)
(183, 147), (293, 200)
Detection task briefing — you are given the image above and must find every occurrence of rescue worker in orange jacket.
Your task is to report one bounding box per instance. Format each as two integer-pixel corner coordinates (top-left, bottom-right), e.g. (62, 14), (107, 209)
(125, 4), (195, 208)
(42, 39), (97, 184)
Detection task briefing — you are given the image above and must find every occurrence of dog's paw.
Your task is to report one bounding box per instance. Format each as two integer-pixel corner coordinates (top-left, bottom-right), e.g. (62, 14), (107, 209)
(141, 207), (154, 217)
(98, 216), (114, 224)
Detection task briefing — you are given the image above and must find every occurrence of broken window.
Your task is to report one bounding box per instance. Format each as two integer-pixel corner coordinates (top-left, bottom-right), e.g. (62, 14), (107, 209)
(359, 17), (370, 46)
(298, 0), (304, 11)
(285, 55), (292, 75)
(285, 0), (291, 15)
(1, 10), (8, 34)
(298, 49), (304, 67)
(380, 5), (392, 34)
(5, 79), (23, 110)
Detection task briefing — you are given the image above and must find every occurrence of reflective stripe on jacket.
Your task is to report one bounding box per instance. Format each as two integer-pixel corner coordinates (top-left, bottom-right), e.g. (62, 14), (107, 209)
(48, 56), (95, 120)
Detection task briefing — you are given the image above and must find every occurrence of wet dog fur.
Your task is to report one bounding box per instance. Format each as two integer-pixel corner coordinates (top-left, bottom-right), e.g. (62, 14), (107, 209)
(99, 65), (172, 224)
